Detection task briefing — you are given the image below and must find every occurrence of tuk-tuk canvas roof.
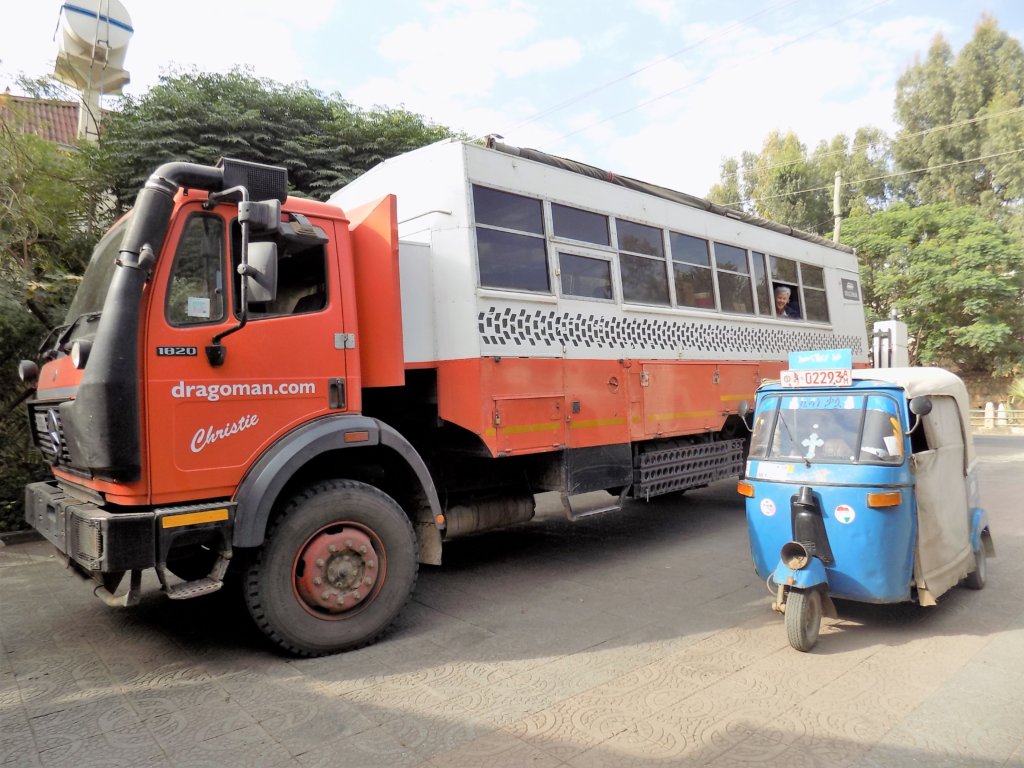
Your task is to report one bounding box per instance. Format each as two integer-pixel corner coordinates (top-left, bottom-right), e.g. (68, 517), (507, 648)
(851, 367), (975, 465)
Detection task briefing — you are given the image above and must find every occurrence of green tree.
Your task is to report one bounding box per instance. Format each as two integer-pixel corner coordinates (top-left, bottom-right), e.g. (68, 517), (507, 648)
(96, 69), (459, 210)
(842, 202), (1024, 374)
(811, 126), (891, 219)
(706, 156), (742, 212)
(707, 127), (891, 236)
(893, 15), (1024, 209)
(0, 95), (104, 530)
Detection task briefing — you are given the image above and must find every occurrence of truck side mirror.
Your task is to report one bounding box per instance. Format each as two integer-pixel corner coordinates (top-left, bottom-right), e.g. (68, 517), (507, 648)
(242, 242), (278, 304)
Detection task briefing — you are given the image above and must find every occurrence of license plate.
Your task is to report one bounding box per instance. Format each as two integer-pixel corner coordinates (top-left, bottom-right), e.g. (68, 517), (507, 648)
(780, 368), (852, 387)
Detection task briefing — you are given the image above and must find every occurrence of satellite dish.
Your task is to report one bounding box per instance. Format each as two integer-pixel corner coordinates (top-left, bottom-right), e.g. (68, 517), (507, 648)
(52, 0), (134, 140)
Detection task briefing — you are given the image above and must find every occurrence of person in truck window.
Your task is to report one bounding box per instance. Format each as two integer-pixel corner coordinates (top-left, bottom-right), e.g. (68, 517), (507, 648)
(774, 285), (800, 318)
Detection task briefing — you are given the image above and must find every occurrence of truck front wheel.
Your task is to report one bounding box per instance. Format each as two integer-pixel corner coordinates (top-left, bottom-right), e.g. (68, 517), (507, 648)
(244, 479), (418, 656)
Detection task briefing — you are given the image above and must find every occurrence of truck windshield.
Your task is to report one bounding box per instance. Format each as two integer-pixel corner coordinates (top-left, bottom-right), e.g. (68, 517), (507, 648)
(63, 215), (132, 323)
(749, 392), (904, 465)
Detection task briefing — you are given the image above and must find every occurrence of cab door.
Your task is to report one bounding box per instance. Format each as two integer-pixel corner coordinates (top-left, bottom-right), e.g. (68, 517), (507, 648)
(144, 204), (349, 505)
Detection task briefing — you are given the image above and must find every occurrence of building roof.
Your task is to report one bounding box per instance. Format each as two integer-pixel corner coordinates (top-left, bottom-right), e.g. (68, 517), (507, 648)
(0, 93), (80, 147)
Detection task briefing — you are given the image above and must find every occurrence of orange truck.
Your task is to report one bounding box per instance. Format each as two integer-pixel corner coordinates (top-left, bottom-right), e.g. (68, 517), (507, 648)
(20, 139), (869, 655)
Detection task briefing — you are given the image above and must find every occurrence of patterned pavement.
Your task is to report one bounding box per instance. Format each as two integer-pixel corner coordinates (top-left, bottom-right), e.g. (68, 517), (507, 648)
(2, 438), (1022, 767)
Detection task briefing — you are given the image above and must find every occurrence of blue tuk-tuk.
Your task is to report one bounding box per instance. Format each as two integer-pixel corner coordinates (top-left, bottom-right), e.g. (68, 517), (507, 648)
(739, 366), (993, 651)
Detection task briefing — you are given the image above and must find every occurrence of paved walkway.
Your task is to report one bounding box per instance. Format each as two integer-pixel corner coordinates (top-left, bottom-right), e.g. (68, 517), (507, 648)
(1, 442), (1022, 767)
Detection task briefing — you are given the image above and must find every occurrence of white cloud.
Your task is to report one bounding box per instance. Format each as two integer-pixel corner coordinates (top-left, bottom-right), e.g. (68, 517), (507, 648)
(503, 39), (583, 77)
(631, 0), (680, 25)
(540, 12), (939, 196)
(373, 7), (582, 96)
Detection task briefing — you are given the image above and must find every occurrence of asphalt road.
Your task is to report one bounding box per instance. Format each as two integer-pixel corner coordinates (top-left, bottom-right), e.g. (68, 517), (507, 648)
(1, 435), (1022, 767)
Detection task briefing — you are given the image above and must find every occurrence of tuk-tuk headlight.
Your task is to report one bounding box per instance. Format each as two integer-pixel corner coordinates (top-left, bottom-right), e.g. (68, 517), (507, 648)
(867, 491), (902, 508)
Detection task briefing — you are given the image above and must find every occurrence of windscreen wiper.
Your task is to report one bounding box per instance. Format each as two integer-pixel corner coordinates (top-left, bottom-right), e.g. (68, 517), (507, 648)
(42, 311), (102, 358)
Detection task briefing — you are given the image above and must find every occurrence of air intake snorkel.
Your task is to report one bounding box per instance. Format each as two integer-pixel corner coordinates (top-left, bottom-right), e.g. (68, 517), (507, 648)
(59, 158), (287, 480)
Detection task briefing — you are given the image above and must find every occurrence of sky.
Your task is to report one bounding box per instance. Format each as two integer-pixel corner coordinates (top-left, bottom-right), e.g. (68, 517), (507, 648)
(2, 0), (1023, 196)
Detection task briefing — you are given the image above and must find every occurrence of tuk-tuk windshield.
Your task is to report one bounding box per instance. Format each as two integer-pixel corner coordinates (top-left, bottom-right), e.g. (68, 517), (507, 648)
(749, 393), (905, 465)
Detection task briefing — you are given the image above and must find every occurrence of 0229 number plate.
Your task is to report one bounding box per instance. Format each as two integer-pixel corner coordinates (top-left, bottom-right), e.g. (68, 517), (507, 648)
(780, 368), (852, 387)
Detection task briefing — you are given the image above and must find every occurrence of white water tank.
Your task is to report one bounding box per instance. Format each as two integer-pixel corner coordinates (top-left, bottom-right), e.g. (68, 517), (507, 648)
(872, 318), (909, 368)
(52, 0), (134, 140)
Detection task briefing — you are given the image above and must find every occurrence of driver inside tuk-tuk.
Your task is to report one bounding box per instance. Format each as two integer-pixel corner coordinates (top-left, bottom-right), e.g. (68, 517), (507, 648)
(759, 394), (906, 465)
(813, 410), (858, 460)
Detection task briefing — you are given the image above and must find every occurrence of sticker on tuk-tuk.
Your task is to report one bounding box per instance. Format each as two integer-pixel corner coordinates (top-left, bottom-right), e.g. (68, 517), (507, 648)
(756, 463), (795, 481)
(834, 504), (856, 524)
(760, 498), (777, 517)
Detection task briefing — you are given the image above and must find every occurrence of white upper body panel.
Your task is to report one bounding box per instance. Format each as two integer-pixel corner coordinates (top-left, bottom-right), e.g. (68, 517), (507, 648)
(330, 140), (869, 365)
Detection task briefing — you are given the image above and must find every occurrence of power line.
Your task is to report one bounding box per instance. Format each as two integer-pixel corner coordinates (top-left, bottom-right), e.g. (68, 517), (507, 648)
(718, 104), (1024, 183)
(724, 147), (1024, 207)
(505, 0), (799, 134)
(552, 0), (893, 144)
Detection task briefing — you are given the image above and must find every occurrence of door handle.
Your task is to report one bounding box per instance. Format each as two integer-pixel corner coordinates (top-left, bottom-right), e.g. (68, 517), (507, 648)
(328, 378), (346, 409)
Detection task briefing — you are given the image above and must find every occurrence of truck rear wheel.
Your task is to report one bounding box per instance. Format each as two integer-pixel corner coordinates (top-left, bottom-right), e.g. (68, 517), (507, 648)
(244, 479), (418, 657)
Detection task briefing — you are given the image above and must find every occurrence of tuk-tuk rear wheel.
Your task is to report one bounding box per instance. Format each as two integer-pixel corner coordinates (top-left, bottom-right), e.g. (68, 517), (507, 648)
(785, 589), (822, 652)
(964, 544), (987, 590)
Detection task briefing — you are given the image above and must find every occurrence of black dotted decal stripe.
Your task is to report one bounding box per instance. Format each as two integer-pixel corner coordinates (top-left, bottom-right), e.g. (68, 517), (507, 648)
(477, 306), (864, 356)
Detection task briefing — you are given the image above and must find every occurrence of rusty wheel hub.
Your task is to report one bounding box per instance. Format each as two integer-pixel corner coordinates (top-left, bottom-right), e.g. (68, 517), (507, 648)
(295, 527), (381, 614)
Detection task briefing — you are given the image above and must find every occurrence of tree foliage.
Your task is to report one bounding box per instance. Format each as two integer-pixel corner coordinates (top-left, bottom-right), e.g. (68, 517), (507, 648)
(96, 69), (459, 211)
(842, 203), (1024, 374)
(893, 15), (1024, 209)
(707, 128), (890, 236)
(0, 96), (102, 530)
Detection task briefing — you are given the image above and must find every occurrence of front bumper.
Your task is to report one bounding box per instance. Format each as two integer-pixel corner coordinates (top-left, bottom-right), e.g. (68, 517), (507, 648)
(25, 481), (233, 575)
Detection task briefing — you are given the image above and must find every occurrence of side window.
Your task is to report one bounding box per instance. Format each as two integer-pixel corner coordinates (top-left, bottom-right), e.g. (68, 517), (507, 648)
(473, 185), (549, 293)
(670, 232), (715, 309)
(552, 204), (610, 246)
(714, 242), (754, 314)
(559, 252), (613, 300)
(751, 251), (773, 317)
(771, 256), (801, 319)
(231, 223), (328, 318)
(802, 264), (829, 322)
(166, 214), (226, 326)
(618, 219), (669, 305)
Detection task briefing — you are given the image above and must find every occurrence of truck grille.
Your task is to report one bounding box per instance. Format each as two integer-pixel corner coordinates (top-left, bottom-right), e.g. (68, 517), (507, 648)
(29, 401), (72, 466)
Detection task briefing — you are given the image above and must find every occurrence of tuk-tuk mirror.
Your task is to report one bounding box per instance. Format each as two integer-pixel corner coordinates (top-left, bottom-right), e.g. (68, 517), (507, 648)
(909, 396), (933, 417)
(737, 400), (751, 420)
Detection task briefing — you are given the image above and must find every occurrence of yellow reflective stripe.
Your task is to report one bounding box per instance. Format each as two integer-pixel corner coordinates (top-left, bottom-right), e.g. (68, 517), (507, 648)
(719, 393), (753, 402)
(569, 417), (626, 429)
(499, 422), (561, 435)
(161, 508), (229, 529)
(648, 410), (716, 420)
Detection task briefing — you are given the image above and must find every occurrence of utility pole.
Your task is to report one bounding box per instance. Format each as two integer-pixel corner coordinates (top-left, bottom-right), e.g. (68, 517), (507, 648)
(832, 170), (842, 243)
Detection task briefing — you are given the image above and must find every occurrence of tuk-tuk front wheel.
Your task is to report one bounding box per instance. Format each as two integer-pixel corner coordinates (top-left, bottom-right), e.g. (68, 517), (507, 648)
(785, 588), (822, 652)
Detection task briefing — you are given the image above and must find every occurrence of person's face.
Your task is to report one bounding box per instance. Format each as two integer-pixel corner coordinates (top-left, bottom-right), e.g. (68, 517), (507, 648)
(775, 293), (788, 312)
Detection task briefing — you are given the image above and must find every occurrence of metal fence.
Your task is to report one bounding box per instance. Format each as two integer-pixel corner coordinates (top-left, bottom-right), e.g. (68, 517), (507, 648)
(969, 407), (1024, 430)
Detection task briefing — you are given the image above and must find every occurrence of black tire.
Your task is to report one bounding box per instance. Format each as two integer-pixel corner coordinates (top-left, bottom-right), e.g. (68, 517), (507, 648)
(244, 479), (418, 657)
(964, 542), (987, 590)
(785, 588), (822, 652)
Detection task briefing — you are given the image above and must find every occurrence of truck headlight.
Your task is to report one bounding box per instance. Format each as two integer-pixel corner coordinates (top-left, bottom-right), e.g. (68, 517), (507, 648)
(18, 359), (39, 385)
(71, 340), (92, 369)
